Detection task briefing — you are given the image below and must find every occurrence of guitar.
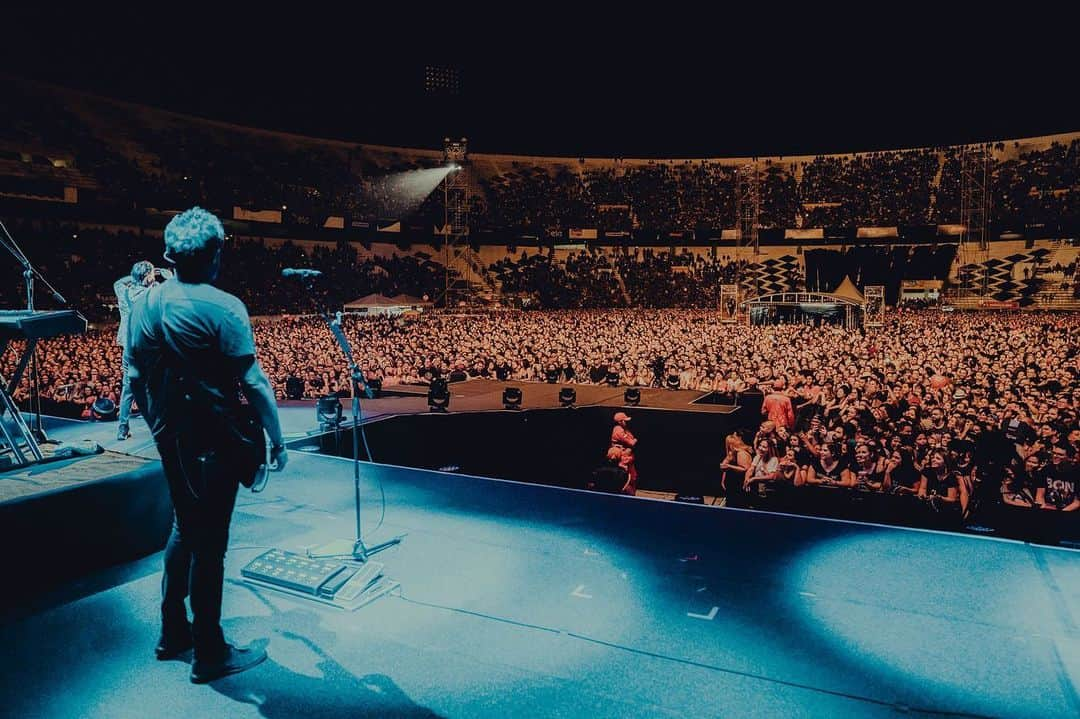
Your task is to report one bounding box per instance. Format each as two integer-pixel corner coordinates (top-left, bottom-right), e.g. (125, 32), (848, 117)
(233, 402), (269, 491)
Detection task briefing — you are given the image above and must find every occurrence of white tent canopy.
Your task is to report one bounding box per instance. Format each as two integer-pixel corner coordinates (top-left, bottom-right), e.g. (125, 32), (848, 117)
(343, 293), (432, 315)
(830, 276), (865, 305)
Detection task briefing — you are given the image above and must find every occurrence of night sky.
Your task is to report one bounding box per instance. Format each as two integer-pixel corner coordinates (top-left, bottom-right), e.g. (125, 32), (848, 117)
(5, 10), (1076, 158)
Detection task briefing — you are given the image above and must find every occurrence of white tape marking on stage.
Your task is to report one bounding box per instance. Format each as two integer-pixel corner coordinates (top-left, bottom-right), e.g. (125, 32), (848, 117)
(799, 591), (817, 598)
(571, 585), (593, 599)
(687, 606), (719, 621)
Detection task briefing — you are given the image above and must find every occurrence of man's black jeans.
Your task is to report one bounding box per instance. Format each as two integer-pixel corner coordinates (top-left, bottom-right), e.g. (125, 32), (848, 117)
(157, 436), (241, 661)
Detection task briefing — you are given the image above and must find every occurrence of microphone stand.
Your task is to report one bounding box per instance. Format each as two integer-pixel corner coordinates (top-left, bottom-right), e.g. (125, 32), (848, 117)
(0, 219), (69, 441)
(295, 276), (400, 562)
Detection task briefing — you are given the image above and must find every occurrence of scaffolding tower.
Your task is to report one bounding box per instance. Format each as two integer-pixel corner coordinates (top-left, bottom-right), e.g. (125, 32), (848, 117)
(959, 145), (992, 299)
(440, 139), (480, 308)
(735, 162), (762, 297)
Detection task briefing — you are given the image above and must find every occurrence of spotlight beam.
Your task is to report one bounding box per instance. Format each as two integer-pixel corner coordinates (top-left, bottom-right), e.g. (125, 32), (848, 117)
(368, 167), (455, 217)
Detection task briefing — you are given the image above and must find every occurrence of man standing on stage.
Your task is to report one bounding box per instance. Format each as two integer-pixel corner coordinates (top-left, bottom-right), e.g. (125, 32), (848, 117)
(127, 207), (287, 683)
(610, 411), (639, 494)
(114, 260), (172, 440)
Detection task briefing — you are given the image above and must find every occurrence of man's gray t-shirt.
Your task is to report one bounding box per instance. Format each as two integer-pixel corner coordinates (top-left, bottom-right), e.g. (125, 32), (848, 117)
(126, 280), (256, 440)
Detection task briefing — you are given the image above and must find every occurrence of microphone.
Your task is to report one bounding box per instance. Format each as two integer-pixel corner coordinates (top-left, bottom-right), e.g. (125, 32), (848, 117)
(281, 268), (323, 278)
(329, 312), (374, 399)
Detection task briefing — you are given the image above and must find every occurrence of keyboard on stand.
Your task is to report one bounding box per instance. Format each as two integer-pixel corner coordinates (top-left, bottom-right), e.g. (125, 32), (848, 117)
(1, 309), (88, 469)
(0, 310), (87, 341)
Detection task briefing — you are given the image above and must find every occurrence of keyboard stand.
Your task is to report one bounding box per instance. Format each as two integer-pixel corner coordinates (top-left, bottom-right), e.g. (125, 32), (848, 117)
(0, 309), (88, 469)
(0, 380), (43, 467)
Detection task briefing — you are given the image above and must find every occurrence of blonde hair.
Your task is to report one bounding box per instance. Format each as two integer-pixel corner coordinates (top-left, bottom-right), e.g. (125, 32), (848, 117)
(725, 433), (751, 454)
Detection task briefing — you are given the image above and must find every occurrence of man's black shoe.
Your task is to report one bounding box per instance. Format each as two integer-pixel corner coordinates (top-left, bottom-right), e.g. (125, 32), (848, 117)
(155, 633), (193, 660)
(190, 644), (267, 684)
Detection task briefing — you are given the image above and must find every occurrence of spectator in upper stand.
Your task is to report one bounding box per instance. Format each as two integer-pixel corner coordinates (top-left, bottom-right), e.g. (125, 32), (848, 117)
(762, 378), (795, 431)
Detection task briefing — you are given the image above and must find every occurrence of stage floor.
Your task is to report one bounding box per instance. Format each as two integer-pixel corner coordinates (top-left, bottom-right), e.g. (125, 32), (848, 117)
(1, 415), (1077, 718)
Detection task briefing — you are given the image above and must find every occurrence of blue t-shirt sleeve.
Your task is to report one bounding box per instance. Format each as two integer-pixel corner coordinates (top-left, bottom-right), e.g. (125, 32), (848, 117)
(219, 301), (256, 358)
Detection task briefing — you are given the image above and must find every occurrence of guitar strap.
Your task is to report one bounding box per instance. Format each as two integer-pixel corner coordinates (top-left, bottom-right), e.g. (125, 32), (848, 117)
(151, 284), (212, 499)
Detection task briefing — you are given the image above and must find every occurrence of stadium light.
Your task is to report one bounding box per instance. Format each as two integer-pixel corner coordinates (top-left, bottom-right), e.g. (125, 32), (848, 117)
(623, 388), (641, 406)
(428, 377), (450, 412)
(558, 387), (577, 408)
(443, 137), (468, 164)
(316, 395), (343, 428)
(502, 387), (523, 410)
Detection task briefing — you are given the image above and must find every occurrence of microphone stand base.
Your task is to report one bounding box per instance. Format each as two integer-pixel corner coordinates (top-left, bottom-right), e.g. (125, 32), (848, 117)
(353, 536), (402, 563)
(305, 535), (403, 563)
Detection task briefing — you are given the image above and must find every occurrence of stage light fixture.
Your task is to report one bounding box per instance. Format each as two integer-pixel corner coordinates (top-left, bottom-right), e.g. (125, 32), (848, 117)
(624, 388), (641, 406)
(365, 377), (383, 399)
(316, 395), (343, 427)
(502, 387), (522, 410)
(443, 137), (468, 164)
(558, 387), (577, 407)
(665, 373), (681, 390)
(606, 370), (620, 386)
(428, 377), (450, 412)
(91, 397), (117, 421)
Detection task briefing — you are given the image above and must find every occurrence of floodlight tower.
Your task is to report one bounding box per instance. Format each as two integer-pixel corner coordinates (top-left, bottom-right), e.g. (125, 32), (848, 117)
(441, 137), (477, 307)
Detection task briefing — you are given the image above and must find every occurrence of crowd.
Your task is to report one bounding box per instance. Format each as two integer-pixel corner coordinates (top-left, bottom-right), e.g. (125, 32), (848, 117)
(5, 79), (1078, 237)
(489, 250), (625, 308)
(615, 250), (748, 307)
(487, 249), (761, 309)
(799, 149), (940, 227)
(0, 221), (445, 321)
(990, 140), (1080, 229)
(481, 166), (594, 233)
(4, 304), (1076, 536)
